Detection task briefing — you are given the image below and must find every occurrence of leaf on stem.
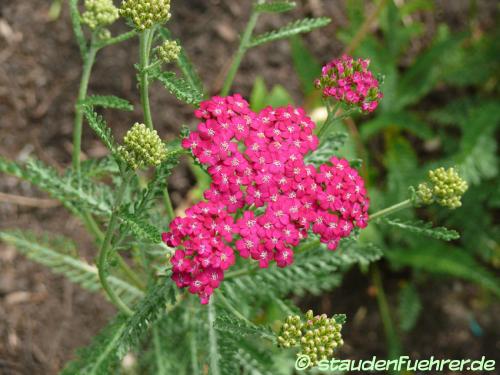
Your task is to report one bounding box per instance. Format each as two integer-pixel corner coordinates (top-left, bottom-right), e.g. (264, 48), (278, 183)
(254, 1), (297, 13)
(249, 17), (331, 48)
(379, 218), (460, 241)
(79, 95), (134, 111)
(152, 71), (204, 106)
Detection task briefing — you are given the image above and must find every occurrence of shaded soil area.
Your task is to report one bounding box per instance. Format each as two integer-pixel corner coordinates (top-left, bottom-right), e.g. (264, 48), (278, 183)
(0, 1), (498, 374)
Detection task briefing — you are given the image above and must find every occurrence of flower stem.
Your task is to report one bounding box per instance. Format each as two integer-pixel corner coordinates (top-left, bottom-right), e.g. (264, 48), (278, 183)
(162, 185), (175, 222)
(372, 265), (401, 359)
(97, 172), (134, 316)
(369, 199), (412, 220)
(316, 102), (340, 139)
(220, 3), (262, 96)
(139, 29), (155, 130)
(72, 42), (97, 183)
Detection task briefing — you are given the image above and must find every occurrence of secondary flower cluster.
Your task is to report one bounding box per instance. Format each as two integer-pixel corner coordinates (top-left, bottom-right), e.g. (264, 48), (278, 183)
(119, 123), (167, 170)
(82, 0), (119, 30)
(277, 310), (344, 366)
(417, 167), (468, 209)
(163, 95), (370, 303)
(315, 55), (382, 113)
(156, 40), (181, 64)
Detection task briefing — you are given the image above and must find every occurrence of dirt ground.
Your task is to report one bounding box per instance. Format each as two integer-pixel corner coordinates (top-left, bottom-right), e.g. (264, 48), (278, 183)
(0, 1), (498, 374)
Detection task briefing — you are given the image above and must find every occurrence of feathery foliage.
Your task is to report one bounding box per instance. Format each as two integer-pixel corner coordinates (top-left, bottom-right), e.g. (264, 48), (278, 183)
(249, 17), (331, 47)
(152, 71), (204, 106)
(0, 231), (143, 304)
(254, 1), (296, 13)
(79, 95), (134, 111)
(379, 218), (460, 241)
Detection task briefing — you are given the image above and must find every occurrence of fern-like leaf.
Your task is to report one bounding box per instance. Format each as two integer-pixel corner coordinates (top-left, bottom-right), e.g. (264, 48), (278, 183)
(60, 314), (127, 375)
(305, 132), (348, 166)
(0, 230), (143, 305)
(380, 218), (460, 241)
(214, 311), (274, 341)
(152, 71), (203, 106)
(118, 211), (162, 244)
(249, 17), (331, 48)
(82, 106), (119, 157)
(254, 1), (296, 13)
(116, 281), (176, 357)
(79, 95), (133, 111)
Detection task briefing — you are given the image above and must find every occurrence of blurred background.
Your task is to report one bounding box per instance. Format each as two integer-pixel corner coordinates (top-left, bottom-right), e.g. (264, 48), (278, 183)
(0, 0), (499, 374)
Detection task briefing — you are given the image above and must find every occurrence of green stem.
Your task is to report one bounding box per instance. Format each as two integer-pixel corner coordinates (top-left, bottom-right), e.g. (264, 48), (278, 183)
(97, 173), (134, 316)
(372, 265), (401, 360)
(139, 29), (154, 130)
(208, 299), (221, 375)
(369, 199), (412, 220)
(72, 43), (97, 183)
(153, 326), (167, 375)
(316, 102), (340, 139)
(96, 30), (137, 49)
(163, 186), (175, 223)
(220, 4), (262, 96)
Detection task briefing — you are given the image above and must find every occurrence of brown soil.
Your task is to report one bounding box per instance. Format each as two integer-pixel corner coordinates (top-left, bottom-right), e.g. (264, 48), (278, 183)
(0, 1), (498, 374)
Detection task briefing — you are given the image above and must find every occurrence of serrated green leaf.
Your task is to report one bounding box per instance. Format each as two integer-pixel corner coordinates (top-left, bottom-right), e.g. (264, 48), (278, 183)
(152, 71), (203, 106)
(116, 282), (176, 357)
(305, 132), (348, 167)
(380, 218), (460, 241)
(119, 211), (162, 244)
(333, 314), (347, 325)
(398, 283), (422, 332)
(82, 106), (119, 157)
(254, 1), (296, 13)
(60, 314), (127, 375)
(249, 17), (331, 48)
(79, 95), (134, 111)
(214, 311), (274, 341)
(0, 230), (143, 305)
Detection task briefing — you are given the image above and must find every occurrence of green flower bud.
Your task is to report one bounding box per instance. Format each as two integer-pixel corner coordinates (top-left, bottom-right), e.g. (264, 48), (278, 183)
(417, 167), (468, 209)
(156, 40), (181, 64)
(82, 0), (119, 30)
(120, 0), (171, 30)
(118, 123), (167, 170)
(277, 310), (345, 366)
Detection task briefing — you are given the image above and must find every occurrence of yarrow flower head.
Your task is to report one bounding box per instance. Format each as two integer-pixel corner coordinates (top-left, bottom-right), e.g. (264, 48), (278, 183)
(156, 40), (181, 64)
(277, 310), (344, 366)
(120, 0), (171, 30)
(163, 94), (370, 303)
(82, 0), (119, 30)
(315, 55), (382, 113)
(119, 123), (167, 170)
(417, 167), (468, 209)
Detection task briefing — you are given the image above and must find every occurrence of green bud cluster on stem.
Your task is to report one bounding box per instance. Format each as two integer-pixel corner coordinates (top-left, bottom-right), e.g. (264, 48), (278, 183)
(156, 40), (181, 63)
(118, 123), (167, 170)
(277, 310), (344, 366)
(417, 167), (468, 209)
(120, 0), (171, 30)
(82, 0), (119, 30)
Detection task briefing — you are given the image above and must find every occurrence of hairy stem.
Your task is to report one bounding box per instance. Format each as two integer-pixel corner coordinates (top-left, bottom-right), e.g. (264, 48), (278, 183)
(369, 199), (412, 220)
(163, 185), (175, 222)
(72, 43), (97, 182)
(220, 4), (262, 96)
(139, 29), (155, 130)
(97, 173), (133, 316)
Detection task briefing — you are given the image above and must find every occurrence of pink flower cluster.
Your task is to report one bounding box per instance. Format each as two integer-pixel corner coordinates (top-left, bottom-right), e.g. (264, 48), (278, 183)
(315, 55), (382, 113)
(163, 94), (370, 303)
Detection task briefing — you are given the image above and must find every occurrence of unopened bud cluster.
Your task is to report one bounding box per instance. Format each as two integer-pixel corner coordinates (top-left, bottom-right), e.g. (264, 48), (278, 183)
(157, 40), (181, 63)
(277, 310), (343, 366)
(82, 0), (119, 30)
(417, 167), (468, 209)
(120, 0), (171, 30)
(119, 123), (167, 169)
